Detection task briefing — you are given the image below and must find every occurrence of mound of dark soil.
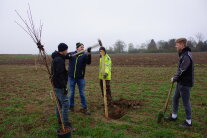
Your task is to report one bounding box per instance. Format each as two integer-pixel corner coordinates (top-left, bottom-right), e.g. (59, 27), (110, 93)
(108, 98), (142, 119)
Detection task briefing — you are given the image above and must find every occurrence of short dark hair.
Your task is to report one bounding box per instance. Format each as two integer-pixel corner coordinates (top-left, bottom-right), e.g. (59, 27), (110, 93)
(99, 47), (106, 52)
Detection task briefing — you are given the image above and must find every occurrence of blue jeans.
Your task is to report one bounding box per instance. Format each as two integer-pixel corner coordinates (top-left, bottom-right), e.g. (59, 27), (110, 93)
(55, 88), (69, 124)
(172, 84), (192, 119)
(68, 77), (87, 108)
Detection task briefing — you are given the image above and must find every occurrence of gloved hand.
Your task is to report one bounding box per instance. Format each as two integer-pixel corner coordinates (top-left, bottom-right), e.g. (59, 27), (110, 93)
(64, 88), (68, 95)
(103, 73), (108, 79)
(87, 47), (91, 53)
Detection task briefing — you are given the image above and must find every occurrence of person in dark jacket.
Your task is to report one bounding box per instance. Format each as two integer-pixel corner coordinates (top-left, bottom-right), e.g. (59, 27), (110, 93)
(67, 42), (91, 115)
(164, 38), (194, 128)
(51, 43), (71, 128)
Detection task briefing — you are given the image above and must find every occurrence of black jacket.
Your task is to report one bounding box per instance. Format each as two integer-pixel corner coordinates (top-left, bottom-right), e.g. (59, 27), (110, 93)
(51, 51), (68, 88)
(67, 51), (91, 79)
(173, 47), (194, 87)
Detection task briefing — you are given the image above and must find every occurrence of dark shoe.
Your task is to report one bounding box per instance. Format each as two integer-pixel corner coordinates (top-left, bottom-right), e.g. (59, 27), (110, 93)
(164, 114), (177, 122)
(80, 107), (91, 115)
(69, 106), (74, 112)
(179, 120), (192, 128)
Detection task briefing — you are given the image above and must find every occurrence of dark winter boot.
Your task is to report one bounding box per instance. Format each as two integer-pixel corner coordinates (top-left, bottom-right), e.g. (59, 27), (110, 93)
(80, 107), (91, 115)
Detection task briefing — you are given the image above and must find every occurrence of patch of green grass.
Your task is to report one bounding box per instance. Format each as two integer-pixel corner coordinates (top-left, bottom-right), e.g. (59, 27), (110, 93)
(0, 65), (207, 138)
(146, 128), (175, 138)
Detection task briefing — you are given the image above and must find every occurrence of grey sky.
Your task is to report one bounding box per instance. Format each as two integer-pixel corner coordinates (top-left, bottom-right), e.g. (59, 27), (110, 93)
(0, 0), (207, 54)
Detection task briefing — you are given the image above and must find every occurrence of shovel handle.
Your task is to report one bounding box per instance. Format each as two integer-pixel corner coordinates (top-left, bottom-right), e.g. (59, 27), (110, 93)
(163, 82), (174, 113)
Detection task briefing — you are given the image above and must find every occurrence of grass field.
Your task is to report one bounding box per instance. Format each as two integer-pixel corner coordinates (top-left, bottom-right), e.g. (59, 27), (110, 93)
(0, 53), (207, 138)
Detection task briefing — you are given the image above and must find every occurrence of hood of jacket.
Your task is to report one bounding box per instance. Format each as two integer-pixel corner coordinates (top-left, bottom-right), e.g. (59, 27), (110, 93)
(179, 47), (191, 56)
(51, 51), (65, 59)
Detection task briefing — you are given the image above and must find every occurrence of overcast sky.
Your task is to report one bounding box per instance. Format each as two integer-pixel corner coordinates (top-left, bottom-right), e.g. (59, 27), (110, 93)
(0, 0), (207, 54)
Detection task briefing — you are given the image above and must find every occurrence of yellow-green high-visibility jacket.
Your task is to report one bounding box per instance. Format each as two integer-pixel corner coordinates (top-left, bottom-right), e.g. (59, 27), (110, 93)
(99, 54), (112, 80)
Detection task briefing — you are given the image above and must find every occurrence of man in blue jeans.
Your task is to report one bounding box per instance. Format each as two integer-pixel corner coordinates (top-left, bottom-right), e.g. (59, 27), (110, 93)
(51, 43), (72, 128)
(67, 42), (91, 115)
(164, 38), (194, 128)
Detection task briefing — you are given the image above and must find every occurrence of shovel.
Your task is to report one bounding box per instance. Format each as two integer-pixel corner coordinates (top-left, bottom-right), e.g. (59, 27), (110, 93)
(157, 82), (174, 123)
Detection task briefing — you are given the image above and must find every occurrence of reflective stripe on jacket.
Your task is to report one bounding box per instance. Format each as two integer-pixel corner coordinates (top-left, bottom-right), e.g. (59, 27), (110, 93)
(68, 51), (91, 79)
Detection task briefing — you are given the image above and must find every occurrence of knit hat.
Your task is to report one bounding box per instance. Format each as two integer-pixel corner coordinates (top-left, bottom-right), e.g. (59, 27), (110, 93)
(58, 43), (68, 52)
(76, 42), (84, 49)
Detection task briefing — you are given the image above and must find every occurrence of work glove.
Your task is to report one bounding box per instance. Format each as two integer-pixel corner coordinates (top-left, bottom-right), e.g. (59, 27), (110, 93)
(87, 47), (91, 53)
(103, 73), (108, 79)
(64, 88), (68, 95)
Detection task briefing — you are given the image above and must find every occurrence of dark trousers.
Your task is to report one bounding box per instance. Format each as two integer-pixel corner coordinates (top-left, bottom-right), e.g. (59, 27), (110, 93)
(172, 83), (192, 120)
(100, 79), (112, 103)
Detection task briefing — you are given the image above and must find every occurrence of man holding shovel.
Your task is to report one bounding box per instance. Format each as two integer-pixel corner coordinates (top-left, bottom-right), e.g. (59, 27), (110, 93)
(67, 42), (91, 115)
(51, 43), (71, 128)
(164, 38), (194, 128)
(99, 47), (112, 106)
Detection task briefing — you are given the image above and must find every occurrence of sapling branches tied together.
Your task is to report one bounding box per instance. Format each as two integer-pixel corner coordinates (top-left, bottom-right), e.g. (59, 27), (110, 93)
(15, 4), (66, 131)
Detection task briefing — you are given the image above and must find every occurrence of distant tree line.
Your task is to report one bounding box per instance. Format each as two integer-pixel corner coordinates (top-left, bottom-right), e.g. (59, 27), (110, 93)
(106, 33), (207, 54)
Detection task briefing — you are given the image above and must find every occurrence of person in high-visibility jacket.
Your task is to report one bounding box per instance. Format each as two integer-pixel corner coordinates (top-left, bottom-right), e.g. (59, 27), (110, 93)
(99, 47), (112, 104)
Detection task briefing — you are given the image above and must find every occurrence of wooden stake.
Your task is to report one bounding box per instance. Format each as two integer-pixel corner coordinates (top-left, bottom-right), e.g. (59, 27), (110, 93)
(163, 82), (174, 113)
(101, 50), (108, 118)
